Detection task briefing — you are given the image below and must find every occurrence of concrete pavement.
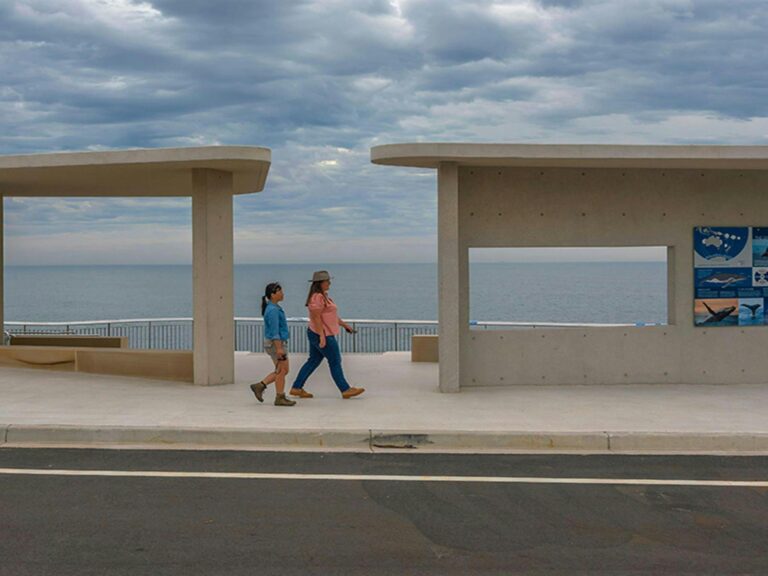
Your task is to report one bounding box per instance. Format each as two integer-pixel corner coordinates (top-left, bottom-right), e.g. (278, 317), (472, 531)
(1, 352), (768, 454)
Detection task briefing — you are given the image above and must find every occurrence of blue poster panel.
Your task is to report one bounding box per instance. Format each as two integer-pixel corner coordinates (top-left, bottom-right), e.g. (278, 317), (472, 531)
(754, 267), (768, 287)
(694, 267), (753, 298)
(693, 227), (768, 327)
(738, 298), (765, 326)
(694, 226), (751, 268)
(752, 228), (768, 267)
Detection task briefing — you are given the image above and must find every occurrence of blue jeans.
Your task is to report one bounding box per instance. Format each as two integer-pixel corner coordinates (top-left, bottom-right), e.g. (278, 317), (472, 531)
(292, 330), (351, 393)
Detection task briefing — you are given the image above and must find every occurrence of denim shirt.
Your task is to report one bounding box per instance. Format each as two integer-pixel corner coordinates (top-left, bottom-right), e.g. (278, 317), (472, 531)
(264, 302), (290, 341)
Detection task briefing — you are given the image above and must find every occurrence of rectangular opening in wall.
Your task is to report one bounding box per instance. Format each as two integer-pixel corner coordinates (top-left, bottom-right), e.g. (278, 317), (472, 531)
(469, 247), (668, 328)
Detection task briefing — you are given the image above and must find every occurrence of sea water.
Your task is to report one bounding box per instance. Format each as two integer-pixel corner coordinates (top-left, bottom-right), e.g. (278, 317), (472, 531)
(4, 262), (667, 325)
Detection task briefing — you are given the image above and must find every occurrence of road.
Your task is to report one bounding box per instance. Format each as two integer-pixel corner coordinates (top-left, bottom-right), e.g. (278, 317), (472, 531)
(1, 448), (767, 575)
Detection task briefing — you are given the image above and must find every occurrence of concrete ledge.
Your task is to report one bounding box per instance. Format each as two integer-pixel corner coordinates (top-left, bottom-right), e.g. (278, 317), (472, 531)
(3, 424), (768, 454)
(0, 347), (77, 370)
(411, 335), (438, 362)
(0, 346), (193, 382)
(76, 349), (193, 382)
(9, 335), (128, 348)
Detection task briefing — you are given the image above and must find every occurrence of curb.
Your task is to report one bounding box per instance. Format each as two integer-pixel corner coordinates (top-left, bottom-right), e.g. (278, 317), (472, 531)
(2, 424), (768, 454)
(369, 431), (608, 452)
(2, 425), (371, 451)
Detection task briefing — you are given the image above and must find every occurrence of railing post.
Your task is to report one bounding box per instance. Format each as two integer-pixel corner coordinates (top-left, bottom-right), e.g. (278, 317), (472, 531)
(352, 322), (357, 353)
(148, 321), (153, 349)
(394, 322), (399, 351)
(106, 323), (111, 336)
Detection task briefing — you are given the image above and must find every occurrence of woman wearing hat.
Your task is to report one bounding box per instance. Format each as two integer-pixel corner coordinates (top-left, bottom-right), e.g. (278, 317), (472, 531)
(290, 271), (365, 399)
(250, 282), (296, 407)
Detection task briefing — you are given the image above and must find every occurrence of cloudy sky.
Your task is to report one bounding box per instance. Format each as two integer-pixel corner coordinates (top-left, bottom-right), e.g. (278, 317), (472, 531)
(1, 0), (767, 265)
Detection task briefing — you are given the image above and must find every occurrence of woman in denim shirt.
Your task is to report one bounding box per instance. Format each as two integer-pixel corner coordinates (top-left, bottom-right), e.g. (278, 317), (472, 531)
(250, 282), (296, 406)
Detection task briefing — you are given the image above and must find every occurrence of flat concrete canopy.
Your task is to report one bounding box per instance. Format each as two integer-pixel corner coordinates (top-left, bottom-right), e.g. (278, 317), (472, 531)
(0, 145), (272, 386)
(371, 143), (768, 169)
(0, 146), (271, 196)
(371, 141), (768, 393)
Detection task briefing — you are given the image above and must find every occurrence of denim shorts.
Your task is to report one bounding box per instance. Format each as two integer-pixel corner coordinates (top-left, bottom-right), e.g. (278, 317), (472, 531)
(263, 339), (287, 364)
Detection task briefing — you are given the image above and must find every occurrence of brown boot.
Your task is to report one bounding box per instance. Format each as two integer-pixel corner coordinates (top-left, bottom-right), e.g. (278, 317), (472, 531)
(274, 393), (296, 407)
(249, 381), (267, 403)
(342, 387), (365, 399)
(290, 388), (314, 399)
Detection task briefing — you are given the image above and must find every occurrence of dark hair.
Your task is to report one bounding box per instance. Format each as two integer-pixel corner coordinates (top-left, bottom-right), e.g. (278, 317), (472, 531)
(305, 280), (326, 307)
(261, 282), (282, 315)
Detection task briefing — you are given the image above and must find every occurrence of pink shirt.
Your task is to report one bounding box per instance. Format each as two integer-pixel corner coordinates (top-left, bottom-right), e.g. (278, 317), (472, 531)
(308, 292), (340, 336)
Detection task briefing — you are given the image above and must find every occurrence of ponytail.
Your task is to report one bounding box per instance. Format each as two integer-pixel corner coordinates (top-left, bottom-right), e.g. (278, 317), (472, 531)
(260, 295), (269, 316)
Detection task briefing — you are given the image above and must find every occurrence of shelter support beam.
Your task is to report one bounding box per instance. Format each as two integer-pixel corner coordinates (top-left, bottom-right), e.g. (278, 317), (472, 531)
(437, 163), (465, 392)
(192, 169), (234, 385)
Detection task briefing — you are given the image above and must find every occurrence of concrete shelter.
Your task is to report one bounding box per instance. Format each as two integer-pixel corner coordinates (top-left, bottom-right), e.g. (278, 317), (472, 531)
(371, 143), (768, 392)
(0, 146), (271, 385)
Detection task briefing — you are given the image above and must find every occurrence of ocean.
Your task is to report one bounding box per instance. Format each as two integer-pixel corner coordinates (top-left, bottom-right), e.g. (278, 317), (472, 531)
(4, 262), (667, 325)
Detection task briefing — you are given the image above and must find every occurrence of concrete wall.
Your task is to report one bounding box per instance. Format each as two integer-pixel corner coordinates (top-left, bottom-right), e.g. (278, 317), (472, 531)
(458, 166), (768, 386)
(0, 346), (193, 382)
(411, 334), (439, 362)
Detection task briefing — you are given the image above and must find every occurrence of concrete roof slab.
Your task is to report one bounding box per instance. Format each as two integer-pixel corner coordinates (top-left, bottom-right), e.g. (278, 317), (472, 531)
(0, 146), (271, 196)
(371, 143), (768, 170)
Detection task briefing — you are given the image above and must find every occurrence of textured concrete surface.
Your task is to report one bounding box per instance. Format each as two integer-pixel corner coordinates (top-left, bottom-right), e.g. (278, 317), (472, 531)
(1, 352), (767, 453)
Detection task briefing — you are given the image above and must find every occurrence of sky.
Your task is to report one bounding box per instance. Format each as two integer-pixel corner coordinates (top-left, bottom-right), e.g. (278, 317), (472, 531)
(1, 0), (767, 265)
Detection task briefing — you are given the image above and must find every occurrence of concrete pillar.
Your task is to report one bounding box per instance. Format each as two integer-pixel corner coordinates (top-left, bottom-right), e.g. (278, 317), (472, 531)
(192, 169), (234, 385)
(437, 162), (463, 393)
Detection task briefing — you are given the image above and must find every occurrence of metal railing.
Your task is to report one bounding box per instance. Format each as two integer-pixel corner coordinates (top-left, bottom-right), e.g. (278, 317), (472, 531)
(2, 318), (442, 353)
(3, 317), (652, 353)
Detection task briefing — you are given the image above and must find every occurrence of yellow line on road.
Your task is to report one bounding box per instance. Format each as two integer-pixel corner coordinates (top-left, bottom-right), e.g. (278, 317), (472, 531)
(0, 468), (767, 487)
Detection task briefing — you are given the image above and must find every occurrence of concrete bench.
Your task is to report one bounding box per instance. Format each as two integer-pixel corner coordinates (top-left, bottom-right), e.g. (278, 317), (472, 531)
(9, 335), (128, 348)
(0, 345), (193, 382)
(411, 334), (438, 362)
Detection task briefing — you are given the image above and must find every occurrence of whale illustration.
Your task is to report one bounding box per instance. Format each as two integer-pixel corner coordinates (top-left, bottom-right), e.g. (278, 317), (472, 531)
(698, 301), (737, 325)
(740, 303), (763, 318)
(701, 272), (748, 288)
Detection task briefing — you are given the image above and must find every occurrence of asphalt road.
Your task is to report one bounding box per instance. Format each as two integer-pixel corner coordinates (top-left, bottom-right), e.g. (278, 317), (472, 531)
(1, 448), (767, 575)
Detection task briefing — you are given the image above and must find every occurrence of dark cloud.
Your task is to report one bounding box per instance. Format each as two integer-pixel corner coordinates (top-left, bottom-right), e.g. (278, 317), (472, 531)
(1, 0), (767, 262)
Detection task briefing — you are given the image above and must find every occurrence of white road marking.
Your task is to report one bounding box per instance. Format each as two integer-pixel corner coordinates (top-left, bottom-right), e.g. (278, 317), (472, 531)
(0, 468), (766, 487)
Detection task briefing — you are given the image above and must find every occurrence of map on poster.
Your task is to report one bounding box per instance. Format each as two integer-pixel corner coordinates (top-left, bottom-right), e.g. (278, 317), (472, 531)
(694, 227), (767, 327)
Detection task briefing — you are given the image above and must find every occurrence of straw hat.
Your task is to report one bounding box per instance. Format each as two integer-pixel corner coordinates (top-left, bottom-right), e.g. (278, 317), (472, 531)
(309, 270), (333, 282)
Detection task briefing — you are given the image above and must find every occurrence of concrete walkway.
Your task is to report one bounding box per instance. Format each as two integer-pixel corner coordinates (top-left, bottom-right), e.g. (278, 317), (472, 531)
(1, 352), (767, 454)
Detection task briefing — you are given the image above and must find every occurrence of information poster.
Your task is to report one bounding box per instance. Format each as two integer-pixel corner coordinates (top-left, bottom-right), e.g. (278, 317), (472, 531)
(694, 227), (767, 326)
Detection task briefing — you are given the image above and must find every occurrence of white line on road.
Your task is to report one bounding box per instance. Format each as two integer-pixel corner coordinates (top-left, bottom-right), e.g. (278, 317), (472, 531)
(0, 468), (766, 487)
